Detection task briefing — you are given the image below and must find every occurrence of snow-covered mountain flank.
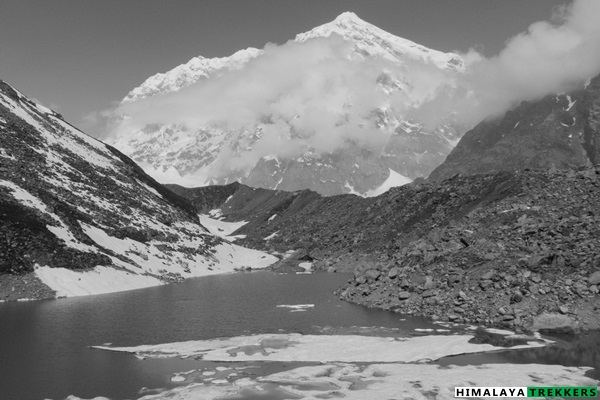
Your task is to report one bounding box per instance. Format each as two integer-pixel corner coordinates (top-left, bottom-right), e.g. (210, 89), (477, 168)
(0, 80), (276, 300)
(109, 12), (466, 196)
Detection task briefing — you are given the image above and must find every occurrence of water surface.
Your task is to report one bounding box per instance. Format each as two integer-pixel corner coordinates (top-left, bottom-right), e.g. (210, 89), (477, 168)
(0, 271), (435, 400)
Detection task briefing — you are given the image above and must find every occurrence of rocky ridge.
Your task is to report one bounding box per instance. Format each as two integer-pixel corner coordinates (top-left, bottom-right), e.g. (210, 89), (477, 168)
(429, 75), (600, 182)
(179, 166), (600, 332)
(337, 167), (600, 332)
(0, 80), (274, 300)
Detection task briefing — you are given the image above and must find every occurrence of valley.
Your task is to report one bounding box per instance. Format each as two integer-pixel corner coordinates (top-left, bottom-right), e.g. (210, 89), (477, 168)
(2, 3), (600, 399)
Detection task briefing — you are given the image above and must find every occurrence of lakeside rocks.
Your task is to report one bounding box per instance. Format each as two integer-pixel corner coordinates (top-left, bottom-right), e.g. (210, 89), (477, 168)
(175, 165), (600, 332)
(335, 167), (600, 332)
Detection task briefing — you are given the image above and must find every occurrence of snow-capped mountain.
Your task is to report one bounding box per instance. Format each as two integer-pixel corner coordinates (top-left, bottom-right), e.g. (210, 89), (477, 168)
(295, 12), (463, 71)
(123, 47), (263, 102)
(0, 80), (275, 300)
(109, 12), (465, 196)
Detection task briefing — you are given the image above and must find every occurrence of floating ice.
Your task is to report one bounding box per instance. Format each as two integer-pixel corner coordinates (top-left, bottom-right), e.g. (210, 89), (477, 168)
(276, 304), (314, 311)
(94, 332), (549, 363)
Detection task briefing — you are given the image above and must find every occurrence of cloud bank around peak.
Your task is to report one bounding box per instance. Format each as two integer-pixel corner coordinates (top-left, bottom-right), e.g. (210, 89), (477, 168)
(103, 0), (600, 176)
(107, 35), (403, 173)
(414, 0), (600, 126)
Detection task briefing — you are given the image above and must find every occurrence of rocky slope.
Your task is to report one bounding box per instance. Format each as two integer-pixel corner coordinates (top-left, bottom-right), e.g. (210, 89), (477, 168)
(178, 166), (600, 332)
(336, 167), (600, 333)
(109, 12), (465, 196)
(429, 75), (600, 182)
(0, 80), (275, 300)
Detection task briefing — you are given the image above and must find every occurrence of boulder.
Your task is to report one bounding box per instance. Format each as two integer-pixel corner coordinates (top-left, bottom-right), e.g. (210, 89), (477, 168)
(398, 291), (411, 300)
(532, 313), (578, 333)
(559, 305), (569, 314)
(388, 267), (399, 279)
(423, 275), (434, 290)
(365, 269), (381, 281)
(481, 270), (496, 280)
(588, 271), (600, 285)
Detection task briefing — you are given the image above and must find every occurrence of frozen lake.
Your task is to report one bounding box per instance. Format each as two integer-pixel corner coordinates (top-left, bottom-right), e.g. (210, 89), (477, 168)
(0, 271), (434, 399)
(1, 271), (598, 399)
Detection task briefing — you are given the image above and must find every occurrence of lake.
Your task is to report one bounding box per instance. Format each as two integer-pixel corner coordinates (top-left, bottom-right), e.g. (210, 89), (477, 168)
(1, 271), (598, 400)
(0, 271), (438, 400)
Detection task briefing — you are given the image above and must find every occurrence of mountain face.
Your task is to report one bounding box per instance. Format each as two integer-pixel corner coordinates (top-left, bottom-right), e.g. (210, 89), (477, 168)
(429, 75), (600, 182)
(174, 166), (600, 331)
(109, 12), (465, 196)
(0, 80), (275, 300)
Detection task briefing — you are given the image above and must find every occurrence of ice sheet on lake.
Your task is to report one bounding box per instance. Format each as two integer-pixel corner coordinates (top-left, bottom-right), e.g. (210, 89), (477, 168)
(83, 332), (599, 400)
(94, 333), (549, 363)
(132, 362), (597, 400)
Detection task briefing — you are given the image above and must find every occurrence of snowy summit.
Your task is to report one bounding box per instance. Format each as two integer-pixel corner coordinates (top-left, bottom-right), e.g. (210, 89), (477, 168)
(109, 12), (465, 196)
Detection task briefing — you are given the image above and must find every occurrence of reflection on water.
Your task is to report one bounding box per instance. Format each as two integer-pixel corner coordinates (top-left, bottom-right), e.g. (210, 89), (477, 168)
(219, 383), (303, 400)
(437, 331), (600, 379)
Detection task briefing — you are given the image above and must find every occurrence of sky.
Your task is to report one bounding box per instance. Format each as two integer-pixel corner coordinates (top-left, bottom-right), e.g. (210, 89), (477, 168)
(1, 0), (570, 133)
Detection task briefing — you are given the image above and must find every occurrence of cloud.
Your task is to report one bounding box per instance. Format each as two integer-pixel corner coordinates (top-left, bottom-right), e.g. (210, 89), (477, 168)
(108, 35), (399, 174)
(412, 0), (600, 126)
(103, 0), (600, 177)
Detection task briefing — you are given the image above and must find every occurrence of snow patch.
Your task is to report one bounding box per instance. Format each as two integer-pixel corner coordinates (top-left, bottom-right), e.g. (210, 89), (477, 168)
(344, 181), (363, 196)
(208, 208), (223, 218)
(263, 231), (278, 241)
(298, 262), (312, 271)
(34, 221), (276, 297)
(35, 265), (162, 297)
(46, 224), (97, 252)
(0, 180), (54, 216)
(365, 169), (412, 197)
(566, 95), (577, 111)
(199, 214), (247, 239)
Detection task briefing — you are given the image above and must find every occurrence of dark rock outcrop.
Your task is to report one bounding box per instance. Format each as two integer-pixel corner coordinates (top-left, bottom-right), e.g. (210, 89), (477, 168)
(429, 76), (600, 182)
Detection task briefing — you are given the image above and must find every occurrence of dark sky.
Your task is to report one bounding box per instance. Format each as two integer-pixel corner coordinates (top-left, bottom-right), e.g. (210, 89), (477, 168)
(1, 0), (569, 128)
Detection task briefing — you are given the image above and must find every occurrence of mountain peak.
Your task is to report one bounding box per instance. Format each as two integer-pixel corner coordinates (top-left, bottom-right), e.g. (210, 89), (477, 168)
(295, 12), (463, 71)
(333, 11), (365, 25)
(296, 11), (382, 42)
